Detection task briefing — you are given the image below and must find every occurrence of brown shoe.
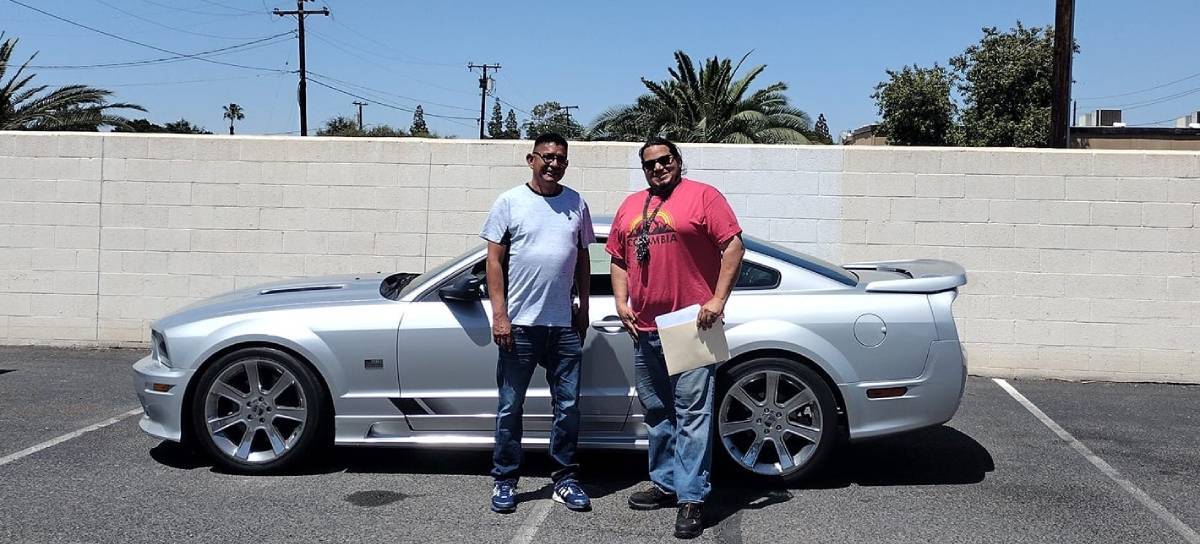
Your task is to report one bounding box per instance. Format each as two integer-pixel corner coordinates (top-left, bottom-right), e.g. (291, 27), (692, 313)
(628, 484), (676, 510)
(674, 502), (703, 539)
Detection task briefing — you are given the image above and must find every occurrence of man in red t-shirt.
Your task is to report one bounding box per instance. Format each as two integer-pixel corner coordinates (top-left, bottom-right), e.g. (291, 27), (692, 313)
(605, 137), (744, 540)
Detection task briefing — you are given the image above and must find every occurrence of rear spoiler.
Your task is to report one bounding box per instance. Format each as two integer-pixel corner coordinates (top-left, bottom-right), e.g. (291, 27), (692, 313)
(842, 259), (967, 293)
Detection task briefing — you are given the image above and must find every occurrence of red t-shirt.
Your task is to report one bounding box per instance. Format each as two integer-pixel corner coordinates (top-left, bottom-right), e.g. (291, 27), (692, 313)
(605, 178), (742, 331)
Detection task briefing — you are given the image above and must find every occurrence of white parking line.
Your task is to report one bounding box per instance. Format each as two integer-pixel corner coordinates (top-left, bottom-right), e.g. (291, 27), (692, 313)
(994, 378), (1200, 544)
(0, 408), (143, 467)
(509, 499), (553, 544)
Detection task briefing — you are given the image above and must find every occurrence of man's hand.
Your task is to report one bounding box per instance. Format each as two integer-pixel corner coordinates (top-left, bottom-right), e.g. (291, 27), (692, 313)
(572, 305), (589, 346)
(616, 302), (639, 342)
(492, 313), (514, 351)
(697, 297), (726, 330)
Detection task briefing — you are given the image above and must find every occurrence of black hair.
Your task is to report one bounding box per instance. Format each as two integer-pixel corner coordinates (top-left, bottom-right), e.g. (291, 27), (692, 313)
(638, 136), (684, 170)
(532, 132), (568, 152)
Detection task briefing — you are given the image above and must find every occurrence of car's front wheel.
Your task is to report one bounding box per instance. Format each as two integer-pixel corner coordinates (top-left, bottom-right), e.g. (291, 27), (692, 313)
(189, 347), (327, 473)
(716, 357), (839, 483)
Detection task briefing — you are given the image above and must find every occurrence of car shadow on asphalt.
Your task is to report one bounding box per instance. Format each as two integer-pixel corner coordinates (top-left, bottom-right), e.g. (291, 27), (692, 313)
(148, 423), (993, 522)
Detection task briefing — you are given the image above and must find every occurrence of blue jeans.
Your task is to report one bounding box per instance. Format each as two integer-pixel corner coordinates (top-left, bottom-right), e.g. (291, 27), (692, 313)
(634, 331), (716, 503)
(492, 325), (582, 485)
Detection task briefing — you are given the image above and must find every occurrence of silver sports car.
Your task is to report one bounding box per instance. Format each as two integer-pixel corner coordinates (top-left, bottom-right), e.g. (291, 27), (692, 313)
(133, 219), (967, 482)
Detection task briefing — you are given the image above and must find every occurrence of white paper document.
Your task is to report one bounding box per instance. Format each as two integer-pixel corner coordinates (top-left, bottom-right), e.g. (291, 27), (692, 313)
(654, 304), (731, 376)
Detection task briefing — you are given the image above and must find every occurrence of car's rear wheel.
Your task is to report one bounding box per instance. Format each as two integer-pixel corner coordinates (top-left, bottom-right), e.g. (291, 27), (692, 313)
(716, 358), (838, 483)
(190, 347), (327, 473)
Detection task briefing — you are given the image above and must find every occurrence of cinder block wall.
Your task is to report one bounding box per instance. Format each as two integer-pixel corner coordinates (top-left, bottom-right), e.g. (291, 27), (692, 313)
(0, 132), (1197, 383)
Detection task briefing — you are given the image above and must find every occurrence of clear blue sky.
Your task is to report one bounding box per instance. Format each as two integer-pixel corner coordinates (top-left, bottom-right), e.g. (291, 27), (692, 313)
(5, 0), (1200, 138)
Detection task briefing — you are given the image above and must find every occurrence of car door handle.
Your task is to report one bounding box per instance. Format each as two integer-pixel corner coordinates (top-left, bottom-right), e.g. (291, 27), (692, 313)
(591, 317), (625, 333)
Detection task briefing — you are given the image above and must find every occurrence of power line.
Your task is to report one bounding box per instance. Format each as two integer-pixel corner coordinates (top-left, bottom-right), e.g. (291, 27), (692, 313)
(27, 32), (294, 70)
(49, 73), (282, 88)
(322, 13), (460, 67)
(494, 96), (531, 117)
(1077, 70), (1200, 102)
(468, 63), (501, 138)
(94, 0), (273, 40)
(304, 29), (475, 97)
(1111, 84), (1200, 111)
(273, 0), (331, 136)
(5, 0), (288, 73)
(305, 70), (477, 113)
(136, 0), (262, 17)
(306, 76), (477, 126)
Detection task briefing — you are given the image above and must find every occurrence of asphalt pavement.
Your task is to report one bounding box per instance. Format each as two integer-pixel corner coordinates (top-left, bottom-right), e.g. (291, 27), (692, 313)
(0, 346), (1197, 544)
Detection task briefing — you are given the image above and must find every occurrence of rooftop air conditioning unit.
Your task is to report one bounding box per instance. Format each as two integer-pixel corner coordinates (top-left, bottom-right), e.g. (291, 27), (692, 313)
(1077, 113), (1094, 126)
(1095, 109), (1123, 127)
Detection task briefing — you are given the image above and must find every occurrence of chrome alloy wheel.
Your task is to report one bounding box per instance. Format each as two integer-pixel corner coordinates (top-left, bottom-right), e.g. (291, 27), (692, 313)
(203, 358), (307, 464)
(718, 369), (823, 477)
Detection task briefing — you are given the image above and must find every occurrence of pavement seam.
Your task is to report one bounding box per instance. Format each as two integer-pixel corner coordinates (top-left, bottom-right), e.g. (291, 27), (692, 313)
(508, 499), (553, 544)
(0, 407), (143, 467)
(994, 378), (1200, 544)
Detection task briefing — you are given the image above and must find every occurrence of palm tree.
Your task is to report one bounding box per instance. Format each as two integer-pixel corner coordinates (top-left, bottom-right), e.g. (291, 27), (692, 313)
(0, 34), (143, 130)
(222, 103), (245, 135)
(589, 51), (812, 144)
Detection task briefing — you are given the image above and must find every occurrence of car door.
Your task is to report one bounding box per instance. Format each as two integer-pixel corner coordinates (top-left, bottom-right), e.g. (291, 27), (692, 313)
(395, 249), (631, 433)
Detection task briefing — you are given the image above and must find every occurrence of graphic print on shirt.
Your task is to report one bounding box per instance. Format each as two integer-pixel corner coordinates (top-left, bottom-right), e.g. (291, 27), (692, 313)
(626, 208), (678, 247)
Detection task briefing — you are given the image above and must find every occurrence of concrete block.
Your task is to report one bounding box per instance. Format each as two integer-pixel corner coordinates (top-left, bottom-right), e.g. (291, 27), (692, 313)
(141, 274), (191, 297)
(796, 147), (843, 173)
(1038, 150), (1092, 176)
(1167, 277), (1200, 301)
(1141, 153), (1197, 178)
(1065, 176), (1116, 201)
(10, 133), (57, 157)
(103, 135), (149, 159)
(986, 248), (1040, 272)
(99, 227), (145, 250)
(1167, 179), (1200, 204)
(865, 221), (915, 245)
(9, 316), (96, 342)
(56, 180), (102, 203)
(1090, 202), (1142, 226)
(375, 233), (425, 256)
(146, 136), (196, 160)
(889, 198), (940, 222)
(960, 318), (1015, 343)
(203, 161), (261, 184)
(430, 165), (490, 189)
(1086, 250), (1142, 275)
(915, 223), (964, 246)
(104, 181), (147, 204)
(0, 269), (54, 293)
(29, 293), (98, 318)
(0, 156), (36, 180)
(124, 159), (173, 182)
(234, 230), (283, 253)
(145, 182), (192, 205)
(1067, 274), (1166, 301)
(768, 219), (818, 242)
(1141, 203), (1193, 228)
(236, 184), (285, 207)
(167, 206), (215, 230)
(1167, 228), (1200, 253)
(1116, 177), (1168, 202)
(396, 210), (426, 233)
(6, 226), (54, 249)
(166, 253), (213, 275)
(259, 161), (308, 185)
(51, 270), (98, 294)
(1014, 176), (1065, 200)
(54, 226), (98, 250)
(1092, 152), (1147, 177)
(325, 232), (376, 255)
(1012, 225), (1066, 248)
(144, 229), (191, 252)
(283, 231), (328, 254)
(841, 197), (891, 221)
(489, 166), (532, 190)
(0, 292), (32, 315)
(34, 158), (102, 182)
(1011, 273), (1067, 298)
(745, 146), (798, 172)
(31, 248), (79, 271)
(350, 209), (399, 233)
(424, 234), (471, 257)
(9, 180), (53, 202)
(818, 172), (844, 197)
(1037, 248), (1090, 273)
(1115, 227), (1169, 252)
(1038, 200), (1090, 225)
(696, 146), (755, 171)
(256, 255), (307, 277)
(428, 211), (488, 235)
(963, 223), (1015, 247)
(914, 174), (965, 198)
(191, 138), (241, 162)
(1064, 226), (1118, 250)
(964, 175), (1015, 199)
(0, 247), (33, 269)
(939, 199), (990, 223)
(188, 230), (238, 252)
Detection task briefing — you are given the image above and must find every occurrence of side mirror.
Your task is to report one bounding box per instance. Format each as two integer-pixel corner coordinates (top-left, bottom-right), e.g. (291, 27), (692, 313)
(439, 275), (485, 302)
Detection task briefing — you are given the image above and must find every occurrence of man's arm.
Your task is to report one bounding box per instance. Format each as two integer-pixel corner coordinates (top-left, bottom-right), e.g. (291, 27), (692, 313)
(610, 257), (638, 341)
(573, 246), (591, 344)
(697, 234), (745, 330)
(486, 241), (513, 351)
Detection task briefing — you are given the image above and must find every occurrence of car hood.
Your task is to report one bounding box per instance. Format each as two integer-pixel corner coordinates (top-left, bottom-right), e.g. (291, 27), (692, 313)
(155, 273), (392, 330)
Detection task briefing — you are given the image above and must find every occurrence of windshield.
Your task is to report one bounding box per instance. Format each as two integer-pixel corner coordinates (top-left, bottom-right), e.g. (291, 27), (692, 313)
(394, 244), (485, 299)
(742, 236), (858, 286)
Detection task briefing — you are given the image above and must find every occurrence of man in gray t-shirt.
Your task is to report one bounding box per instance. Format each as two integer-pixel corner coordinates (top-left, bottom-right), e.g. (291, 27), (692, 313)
(479, 133), (595, 514)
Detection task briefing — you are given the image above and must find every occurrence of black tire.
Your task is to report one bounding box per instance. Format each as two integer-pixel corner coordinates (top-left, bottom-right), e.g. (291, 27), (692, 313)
(189, 347), (328, 474)
(715, 357), (839, 484)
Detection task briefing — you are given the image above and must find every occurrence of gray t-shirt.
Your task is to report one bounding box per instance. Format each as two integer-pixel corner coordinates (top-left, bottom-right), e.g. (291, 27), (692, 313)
(480, 184), (595, 327)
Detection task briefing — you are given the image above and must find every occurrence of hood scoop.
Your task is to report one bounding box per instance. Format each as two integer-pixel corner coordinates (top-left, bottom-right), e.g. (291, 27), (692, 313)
(258, 284), (346, 295)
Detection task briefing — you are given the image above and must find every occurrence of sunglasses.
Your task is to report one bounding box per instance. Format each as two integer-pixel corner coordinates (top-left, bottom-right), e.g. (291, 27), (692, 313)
(641, 154), (674, 171)
(531, 151), (569, 165)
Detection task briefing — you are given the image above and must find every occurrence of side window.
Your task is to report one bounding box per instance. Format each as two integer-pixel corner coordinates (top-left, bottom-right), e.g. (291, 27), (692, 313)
(735, 261), (780, 290)
(587, 241), (614, 296)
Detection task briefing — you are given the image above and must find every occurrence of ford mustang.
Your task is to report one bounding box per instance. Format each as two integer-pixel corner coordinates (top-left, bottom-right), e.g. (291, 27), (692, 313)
(133, 219), (968, 482)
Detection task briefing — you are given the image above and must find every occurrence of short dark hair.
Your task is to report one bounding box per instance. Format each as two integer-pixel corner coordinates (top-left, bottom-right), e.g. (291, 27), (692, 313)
(532, 132), (568, 152)
(638, 136), (683, 169)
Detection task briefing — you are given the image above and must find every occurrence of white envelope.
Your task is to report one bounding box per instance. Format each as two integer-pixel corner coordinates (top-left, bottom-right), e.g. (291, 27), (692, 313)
(654, 305), (731, 376)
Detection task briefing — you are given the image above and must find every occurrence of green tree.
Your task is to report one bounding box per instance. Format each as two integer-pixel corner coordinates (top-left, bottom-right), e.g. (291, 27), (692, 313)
(950, 23), (1062, 147)
(522, 101), (584, 139)
(811, 113), (833, 144)
(589, 51), (811, 144)
(115, 118), (211, 134)
(487, 99), (504, 138)
(222, 103), (244, 135)
(316, 115), (407, 137)
(503, 109), (520, 139)
(410, 105), (430, 137)
(0, 34), (142, 130)
(872, 64), (957, 146)
(163, 118), (211, 134)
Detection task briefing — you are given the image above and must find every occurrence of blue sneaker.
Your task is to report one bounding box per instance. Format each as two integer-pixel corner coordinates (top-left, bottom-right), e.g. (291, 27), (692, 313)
(552, 480), (591, 511)
(491, 481), (517, 513)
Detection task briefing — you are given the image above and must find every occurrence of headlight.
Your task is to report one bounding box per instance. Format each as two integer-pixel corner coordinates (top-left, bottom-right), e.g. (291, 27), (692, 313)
(151, 330), (171, 368)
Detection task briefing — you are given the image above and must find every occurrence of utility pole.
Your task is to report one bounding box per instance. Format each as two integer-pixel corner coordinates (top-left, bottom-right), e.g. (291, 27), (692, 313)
(274, 0), (329, 137)
(352, 101), (367, 131)
(1050, 0), (1075, 148)
(468, 62), (501, 139)
(559, 105), (579, 128)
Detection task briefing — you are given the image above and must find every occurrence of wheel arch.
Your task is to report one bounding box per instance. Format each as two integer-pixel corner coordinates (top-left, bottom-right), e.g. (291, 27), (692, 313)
(718, 348), (849, 428)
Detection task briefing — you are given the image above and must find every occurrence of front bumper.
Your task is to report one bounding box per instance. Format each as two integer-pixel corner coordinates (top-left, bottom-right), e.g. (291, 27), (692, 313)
(840, 339), (967, 441)
(132, 355), (193, 442)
